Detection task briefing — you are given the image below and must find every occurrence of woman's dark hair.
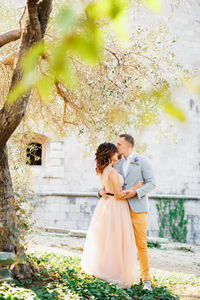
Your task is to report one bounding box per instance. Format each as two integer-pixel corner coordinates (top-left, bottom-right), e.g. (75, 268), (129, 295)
(95, 142), (117, 174)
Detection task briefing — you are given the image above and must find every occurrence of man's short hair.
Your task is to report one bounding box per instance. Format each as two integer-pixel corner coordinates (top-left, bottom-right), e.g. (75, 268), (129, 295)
(119, 134), (134, 147)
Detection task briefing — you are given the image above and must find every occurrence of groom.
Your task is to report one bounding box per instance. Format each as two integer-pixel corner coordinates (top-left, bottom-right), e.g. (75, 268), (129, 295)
(101, 134), (156, 291)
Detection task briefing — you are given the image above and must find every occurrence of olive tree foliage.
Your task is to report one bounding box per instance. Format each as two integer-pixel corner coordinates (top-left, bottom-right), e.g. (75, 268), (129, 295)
(1, 0), (187, 151)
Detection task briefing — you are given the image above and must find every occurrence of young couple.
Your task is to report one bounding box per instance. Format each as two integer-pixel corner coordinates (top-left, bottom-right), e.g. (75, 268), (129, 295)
(81, 134), (156, 290)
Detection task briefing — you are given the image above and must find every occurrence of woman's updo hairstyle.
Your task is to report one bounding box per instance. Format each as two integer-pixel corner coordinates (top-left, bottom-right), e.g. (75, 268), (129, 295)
(95, 142), (117, 174)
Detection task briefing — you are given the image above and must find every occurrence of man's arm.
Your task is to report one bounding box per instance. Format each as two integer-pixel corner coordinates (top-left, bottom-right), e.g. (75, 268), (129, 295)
(123, 157), (156, 200)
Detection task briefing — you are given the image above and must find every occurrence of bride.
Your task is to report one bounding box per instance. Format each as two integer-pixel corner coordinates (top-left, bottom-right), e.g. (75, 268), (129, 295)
(81, 142), (143, 288)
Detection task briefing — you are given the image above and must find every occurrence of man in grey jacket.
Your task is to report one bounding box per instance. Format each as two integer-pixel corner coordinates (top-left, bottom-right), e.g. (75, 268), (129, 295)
(115, 134), (156, 290)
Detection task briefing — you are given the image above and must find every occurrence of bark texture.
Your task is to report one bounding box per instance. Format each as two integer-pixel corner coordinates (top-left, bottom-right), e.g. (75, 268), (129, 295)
(0, 145), (18, 252)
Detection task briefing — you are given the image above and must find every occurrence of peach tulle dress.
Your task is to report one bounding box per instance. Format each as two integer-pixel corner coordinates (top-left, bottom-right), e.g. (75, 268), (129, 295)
(81, 164), (139, 288)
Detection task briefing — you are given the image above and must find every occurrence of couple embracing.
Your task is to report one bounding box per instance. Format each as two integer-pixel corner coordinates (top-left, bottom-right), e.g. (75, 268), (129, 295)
(81, 134), (156, 290)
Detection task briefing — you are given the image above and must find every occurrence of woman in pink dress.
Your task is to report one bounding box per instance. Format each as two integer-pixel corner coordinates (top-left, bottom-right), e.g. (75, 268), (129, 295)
(81, 143), (142, 288)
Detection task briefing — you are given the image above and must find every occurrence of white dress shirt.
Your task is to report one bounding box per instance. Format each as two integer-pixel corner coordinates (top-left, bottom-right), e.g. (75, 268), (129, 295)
(122, 151), (134, 177)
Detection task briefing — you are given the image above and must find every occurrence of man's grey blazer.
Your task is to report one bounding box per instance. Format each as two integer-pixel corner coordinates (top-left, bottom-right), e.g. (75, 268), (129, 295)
(114, 152), (156, 212)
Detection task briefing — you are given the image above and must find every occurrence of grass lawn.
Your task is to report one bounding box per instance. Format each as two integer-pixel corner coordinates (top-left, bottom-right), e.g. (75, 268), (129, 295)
(151, 269), (200, 300)
(0, 251), (199, 299)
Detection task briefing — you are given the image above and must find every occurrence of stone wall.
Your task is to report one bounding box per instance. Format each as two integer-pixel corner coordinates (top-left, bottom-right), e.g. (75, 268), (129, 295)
(148, 196), (200, 245)
(31, 193), (200, 245)
(33, 193), (97, 231)
(140, 93), (200, 196)
(31, 137), (99, 194)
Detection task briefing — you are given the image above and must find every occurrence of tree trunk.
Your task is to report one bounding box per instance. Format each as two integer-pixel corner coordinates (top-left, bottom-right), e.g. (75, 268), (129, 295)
(0, 145), (18, 252)
(0, 0), (52, 280)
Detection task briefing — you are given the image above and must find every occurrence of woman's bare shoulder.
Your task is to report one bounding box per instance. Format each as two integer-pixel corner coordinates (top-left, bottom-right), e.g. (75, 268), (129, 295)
(108, 168), (119, 179)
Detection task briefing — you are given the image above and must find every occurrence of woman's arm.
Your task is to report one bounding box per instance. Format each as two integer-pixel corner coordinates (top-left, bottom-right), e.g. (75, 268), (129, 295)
(108, 169), (126, 199)
(121, 181), (144, 199)
(98, 186), (110, 200)
(108, 170), (144, 200)
(123, 181), (144, 192)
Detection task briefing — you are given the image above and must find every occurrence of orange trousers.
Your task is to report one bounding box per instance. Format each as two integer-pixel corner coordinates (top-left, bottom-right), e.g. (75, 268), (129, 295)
(129, 208), (150, 282)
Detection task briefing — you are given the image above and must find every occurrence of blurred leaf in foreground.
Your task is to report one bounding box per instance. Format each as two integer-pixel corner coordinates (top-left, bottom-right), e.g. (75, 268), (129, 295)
(162, 100), (186, 122)
(144, 0), (162, 13)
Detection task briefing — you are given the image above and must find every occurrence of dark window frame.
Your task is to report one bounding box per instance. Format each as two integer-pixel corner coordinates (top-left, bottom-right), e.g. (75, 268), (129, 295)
(26, 142), (42, 166)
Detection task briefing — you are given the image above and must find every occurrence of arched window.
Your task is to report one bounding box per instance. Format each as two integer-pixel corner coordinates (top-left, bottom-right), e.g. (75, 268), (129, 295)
(26, 143), (42, 165)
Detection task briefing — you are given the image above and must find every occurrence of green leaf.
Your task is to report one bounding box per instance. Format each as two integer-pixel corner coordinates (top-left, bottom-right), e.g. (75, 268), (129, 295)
(109, 0), (128, 20)
(50, 47), (77, 87)
(36, 75), (54, 101)
(144, 0), (162, 13)
(70, 32), (103, 64)
(62, 23), (103, 64)
(86, 0), (113, 19)
(185, 77), (200, 95)
(87, 0), (130, 42)
(162, 101), (186, 122)
(23, 42), (44, 70)
(49, 43), (75, 85)
(86, 0), (127, 21)
(57, 7), (79, 34)
(56, 61), (77, 88)
(7, 43), (44, 105)
(111, 11), (130, 42)
(7, 81), (27, 105)
(50, 43), (67, 73)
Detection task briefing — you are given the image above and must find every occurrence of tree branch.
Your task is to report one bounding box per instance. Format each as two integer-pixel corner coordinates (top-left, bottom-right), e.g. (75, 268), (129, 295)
(104, 48), (121, 66)
(19, 6), (26, 34)
(0, 52), (17, 66)
(55, 82), (81, 112)
(0, 29), (21, 48)
(0, 6), (26, 49)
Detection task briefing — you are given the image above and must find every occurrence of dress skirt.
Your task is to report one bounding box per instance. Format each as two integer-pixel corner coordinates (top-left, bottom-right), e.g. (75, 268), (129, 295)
(81, 196), (139, 288)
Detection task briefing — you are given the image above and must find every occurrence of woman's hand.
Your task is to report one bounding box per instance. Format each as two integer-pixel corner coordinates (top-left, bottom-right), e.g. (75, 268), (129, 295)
(99, 188), (109, 200)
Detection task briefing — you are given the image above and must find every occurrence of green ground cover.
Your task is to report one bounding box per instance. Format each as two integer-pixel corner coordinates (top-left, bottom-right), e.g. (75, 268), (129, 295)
(0, 251), (198, 299)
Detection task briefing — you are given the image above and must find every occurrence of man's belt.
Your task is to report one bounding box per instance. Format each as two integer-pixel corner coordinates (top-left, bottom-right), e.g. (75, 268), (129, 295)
(106, 193), (114, 196)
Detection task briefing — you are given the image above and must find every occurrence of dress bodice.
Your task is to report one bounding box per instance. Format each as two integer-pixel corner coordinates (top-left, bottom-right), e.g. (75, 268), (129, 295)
(98, 165), (124, 194)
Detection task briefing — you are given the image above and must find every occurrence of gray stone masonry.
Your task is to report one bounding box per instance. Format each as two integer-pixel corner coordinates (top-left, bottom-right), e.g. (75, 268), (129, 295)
(31, 193), (200, 245)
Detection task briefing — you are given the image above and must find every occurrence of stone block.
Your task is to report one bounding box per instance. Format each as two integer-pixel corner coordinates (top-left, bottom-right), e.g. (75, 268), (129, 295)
(43, 167), (64, 178)
(50, 142), (64, 151)
(69, 197), (76, 205)
(49, 158), (63, 167)
(49, 151), (65, 159)
(91, 205), (96, 213)
(147, 237), (169, 244)
(69, 230), (87, 238)
(0, 253), (16, 265)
